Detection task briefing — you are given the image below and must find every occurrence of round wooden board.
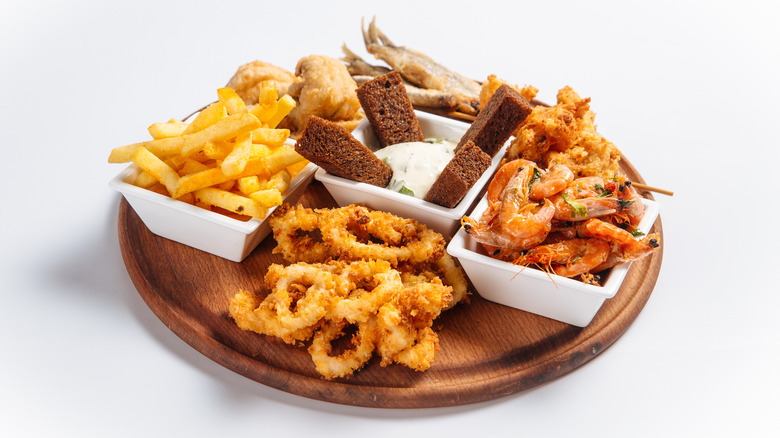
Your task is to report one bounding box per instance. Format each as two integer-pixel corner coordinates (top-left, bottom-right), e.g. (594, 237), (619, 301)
(117, 158), (663, 409)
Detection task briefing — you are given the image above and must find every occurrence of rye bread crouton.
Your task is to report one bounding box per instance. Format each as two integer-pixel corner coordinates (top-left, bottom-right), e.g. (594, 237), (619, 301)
(424, 140), (491, 208)
(294, 116), (392, 187)
(356, 71), (424, 148)
(457, 84), (532, 157)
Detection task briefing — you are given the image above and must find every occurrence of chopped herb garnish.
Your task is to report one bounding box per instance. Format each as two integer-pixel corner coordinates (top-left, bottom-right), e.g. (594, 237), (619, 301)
(561, 193), (588, 218)
(594, 183), (613, 197)
(618, 199), (635, 210)
(630, 229), (645, 237)
(398, 185), (415, 197)
(528, 167), (541, 191)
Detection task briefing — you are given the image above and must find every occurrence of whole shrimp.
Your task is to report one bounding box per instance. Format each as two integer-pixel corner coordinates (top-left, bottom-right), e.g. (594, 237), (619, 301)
(577, 218), (659, 262)
(549, 176), (624, 221)
(606, 180), (645, 226)
(462, 159), (554, 255)
(515, 219), (659, 277)
(529, 163), (575, 200)
(513, 238), (611, 278)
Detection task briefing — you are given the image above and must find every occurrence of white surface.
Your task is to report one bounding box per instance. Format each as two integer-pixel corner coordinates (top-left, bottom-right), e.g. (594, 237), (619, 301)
(448, 198), (660, 327)
(2, 0), (778, 437)
(316, 110), (506, 236)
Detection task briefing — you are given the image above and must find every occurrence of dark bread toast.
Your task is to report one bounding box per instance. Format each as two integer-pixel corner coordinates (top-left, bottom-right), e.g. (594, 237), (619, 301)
(294, 115), (392, 187)
(356, 71), (424, 148)
(424, 140), (491, 208)
(457, 84), (532, 156)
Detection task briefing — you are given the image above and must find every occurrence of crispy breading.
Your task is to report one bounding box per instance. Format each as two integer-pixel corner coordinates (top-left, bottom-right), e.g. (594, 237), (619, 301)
(226, 60), (298, 105)
(479, 75), (538, 110)
(229, 204), (469, 379)
(494, 83), (622, 178)
(283, 55), (364, 133)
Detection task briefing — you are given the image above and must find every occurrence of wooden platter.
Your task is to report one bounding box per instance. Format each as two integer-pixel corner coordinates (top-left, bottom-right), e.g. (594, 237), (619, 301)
(117, 157), (663, 408)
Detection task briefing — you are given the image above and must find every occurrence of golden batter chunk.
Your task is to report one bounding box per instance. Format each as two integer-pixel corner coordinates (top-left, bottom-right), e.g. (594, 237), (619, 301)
(504, 85), (621, 178)
(479, 74), (539, 110)
(284, 55), (364, 133)
(226, 60), (298, 105)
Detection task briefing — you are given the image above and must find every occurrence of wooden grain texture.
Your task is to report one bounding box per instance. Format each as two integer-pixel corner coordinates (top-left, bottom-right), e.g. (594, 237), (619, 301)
(117, 158), (663, 408)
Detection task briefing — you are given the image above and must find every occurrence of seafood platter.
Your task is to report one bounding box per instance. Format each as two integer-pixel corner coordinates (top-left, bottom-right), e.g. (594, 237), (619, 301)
(109, 18), (665, 407)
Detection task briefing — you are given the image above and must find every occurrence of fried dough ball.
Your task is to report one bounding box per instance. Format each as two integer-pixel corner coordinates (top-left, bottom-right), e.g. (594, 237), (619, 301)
(283, 55), (364, 133)
(226, 60), (298, 105)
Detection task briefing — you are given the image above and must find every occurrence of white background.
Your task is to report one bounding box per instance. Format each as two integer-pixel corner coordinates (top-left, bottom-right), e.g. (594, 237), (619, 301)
(2, 0), (778, 436)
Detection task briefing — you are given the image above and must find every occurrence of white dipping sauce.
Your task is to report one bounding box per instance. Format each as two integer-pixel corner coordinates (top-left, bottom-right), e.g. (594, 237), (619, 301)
(373, 139), (456, 199)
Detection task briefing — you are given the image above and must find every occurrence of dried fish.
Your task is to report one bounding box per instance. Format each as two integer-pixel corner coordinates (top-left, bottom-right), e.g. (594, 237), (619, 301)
(351, 75), (458, 111)
(359, 17), (481, 115)
(341, 44), (391, 77)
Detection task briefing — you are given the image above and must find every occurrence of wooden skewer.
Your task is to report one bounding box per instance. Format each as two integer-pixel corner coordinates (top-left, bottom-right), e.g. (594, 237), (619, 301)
(631, 182), (674, 196)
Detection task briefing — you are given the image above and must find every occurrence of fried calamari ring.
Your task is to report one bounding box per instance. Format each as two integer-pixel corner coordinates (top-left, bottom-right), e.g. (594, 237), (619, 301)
(308, 318), (377, 379)
(269, 204), (447, 266)
(328, 260), (403, 324)
(229, 263), (349, 344)
(396, 252), (468, 309)
(374, 281), (451, 367)
(269, 204), (333, 263)
(234, 204), (471, 378)
(229, 290), (318, 344)
(391, 327), (439, 372)
(434, 253), (469, 308)
(321, 205), (446, 266)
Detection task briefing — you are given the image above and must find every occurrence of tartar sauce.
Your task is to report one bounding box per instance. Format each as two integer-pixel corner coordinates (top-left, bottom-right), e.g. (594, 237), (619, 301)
(373, 139), (455, 199)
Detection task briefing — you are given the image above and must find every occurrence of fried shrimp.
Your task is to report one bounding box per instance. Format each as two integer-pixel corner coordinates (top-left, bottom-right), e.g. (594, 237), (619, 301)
(577, 218), (659, 262)
(529, 164), (575, 201)
(230, 204), (469, 379)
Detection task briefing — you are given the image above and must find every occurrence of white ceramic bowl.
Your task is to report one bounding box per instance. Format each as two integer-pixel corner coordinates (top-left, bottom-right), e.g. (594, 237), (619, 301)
(109, 158), (317, 262)
(314, 110), (507, 236)
(447, 197), (660, 327)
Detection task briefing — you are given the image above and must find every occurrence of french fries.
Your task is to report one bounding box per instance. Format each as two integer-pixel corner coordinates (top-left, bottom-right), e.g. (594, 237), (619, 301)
(109, 87), (307, 219)
(148, 119), (189, 139)
(130, 147), (179, 195)
(194, 187), (267, 218)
